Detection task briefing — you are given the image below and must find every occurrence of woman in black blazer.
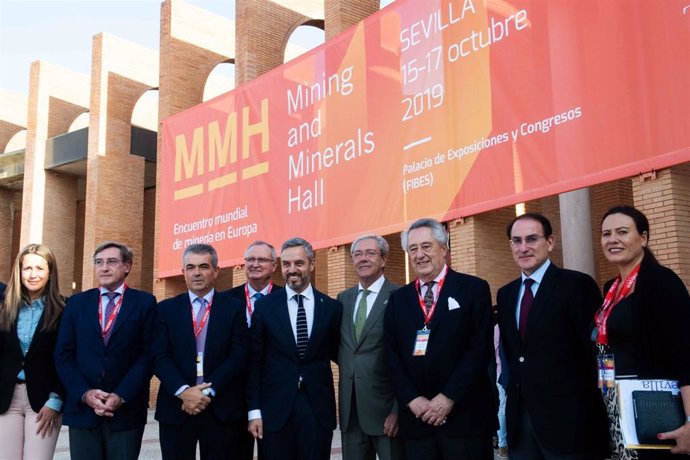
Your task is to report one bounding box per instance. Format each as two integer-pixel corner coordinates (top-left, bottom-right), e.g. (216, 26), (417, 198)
(0, 244), (65, 460)
(597, 205), (690, 459)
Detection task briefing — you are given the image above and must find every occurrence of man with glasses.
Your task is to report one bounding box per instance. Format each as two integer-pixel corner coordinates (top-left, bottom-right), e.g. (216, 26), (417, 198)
(384, 218), (496, 460)
(496, 213), (609, 460)
(225, 240), (282, 460)
(55, 241), (157, 460)
(337, 235), (402, 460)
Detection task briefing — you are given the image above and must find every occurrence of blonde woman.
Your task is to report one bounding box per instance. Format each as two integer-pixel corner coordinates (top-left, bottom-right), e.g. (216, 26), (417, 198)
(0, 244), (65, 460)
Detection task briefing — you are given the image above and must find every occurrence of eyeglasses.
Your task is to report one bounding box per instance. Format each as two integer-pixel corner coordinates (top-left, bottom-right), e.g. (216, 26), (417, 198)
(94, 258), (122, 267)
(352, 250), (381, 260)
(509, 235), (547, 247)
(244, 257), (274, 265)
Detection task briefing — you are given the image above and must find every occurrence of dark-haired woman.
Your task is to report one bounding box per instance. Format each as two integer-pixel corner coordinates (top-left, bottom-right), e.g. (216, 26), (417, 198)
(0, 244), (65, 459)
(596, 205), (690, 459)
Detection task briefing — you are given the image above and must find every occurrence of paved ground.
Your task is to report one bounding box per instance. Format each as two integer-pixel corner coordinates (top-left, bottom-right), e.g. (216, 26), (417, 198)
(53, 410), (506, 459)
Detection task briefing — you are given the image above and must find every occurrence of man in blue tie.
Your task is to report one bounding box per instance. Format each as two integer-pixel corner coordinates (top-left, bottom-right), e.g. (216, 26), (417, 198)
(247, 237), (341, 460)
(225, 240), (282, 460)
(153, 243), (249, 460)
(55, 241), (157, 460)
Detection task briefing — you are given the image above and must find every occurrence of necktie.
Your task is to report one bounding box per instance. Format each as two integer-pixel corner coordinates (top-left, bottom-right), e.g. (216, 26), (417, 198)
(423, 281), (435, 313)
(103, 292), (120, 345)
(195, 298), (208, 384)
(254, 292), (264, 300)
(295, 294), (308, 359)
(354, 289), (370, 341)
(519, 278), (535, 341)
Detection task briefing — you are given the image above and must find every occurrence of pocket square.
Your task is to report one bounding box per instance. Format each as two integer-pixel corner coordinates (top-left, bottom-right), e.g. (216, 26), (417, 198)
(448, 297), (461, 310)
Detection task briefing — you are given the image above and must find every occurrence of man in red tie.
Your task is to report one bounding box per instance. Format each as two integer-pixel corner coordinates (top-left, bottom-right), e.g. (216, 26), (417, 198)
(384, 218), (496, 460)
(55, 241), (157, 460)
(496, 213), (609, 460)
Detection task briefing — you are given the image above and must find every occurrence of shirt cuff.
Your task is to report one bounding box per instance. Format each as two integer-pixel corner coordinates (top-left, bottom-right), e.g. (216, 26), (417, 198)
(175, 385), (190, 398)
(45, 392), (63, 412)
(248, 409), (262, 421)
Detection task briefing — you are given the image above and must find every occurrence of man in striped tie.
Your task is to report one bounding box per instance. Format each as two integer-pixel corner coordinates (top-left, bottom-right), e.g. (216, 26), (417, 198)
(247, 237), (342, 460)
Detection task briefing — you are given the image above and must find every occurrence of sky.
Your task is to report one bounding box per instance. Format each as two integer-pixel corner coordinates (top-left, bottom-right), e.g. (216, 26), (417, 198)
(0, 0), (341, 95)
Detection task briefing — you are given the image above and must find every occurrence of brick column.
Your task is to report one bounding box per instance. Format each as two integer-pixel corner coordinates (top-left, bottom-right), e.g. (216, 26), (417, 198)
(632, 165), (690, 286)
(21, 61), (89, 295)
(82, 34), (158, 291)
(324, 0), (378, 40)
(154, 0), (233, 300)
(236, 0), (319, 84)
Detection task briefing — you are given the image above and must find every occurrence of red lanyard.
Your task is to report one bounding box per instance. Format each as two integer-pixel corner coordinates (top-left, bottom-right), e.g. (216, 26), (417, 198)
(244, 281), (273, 316)
(595, 264), (641, 345)
(414, 269), (447, 327)
(99, 285), (126, 337)
(191, 296), (213, 337)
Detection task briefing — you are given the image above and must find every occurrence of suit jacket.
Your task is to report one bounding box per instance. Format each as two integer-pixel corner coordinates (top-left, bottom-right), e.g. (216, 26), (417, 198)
(0, 296), (64, 414)
(384, 268), (496, 439)
(337, 279), (399, 435)
(496, 262), (609, 456)
(247, 287), (342, 432)
(153, 290), (248, 425)
(55, 287), (157, 430)
(603, 256), (690, 386)
(0, 283), (5, 297)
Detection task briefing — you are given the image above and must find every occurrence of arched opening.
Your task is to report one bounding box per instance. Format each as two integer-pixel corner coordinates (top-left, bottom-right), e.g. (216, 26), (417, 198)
(380, 0), (396, 8)
(4, 129), (26, 153)
(131, 89), (159, 131)
(68, 112), (90, 133)
(204, 61), (236, 101)
(285, 23), (325, 63)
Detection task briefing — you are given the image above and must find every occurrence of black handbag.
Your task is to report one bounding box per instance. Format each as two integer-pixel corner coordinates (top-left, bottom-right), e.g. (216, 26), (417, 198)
(632, 390), (685, 445)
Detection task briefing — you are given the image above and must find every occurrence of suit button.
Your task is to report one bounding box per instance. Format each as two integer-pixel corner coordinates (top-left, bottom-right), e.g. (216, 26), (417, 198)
(518, 357), (525, 363)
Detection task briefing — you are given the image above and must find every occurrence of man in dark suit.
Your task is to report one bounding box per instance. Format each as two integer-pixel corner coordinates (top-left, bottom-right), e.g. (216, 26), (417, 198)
(247, 237), (341, 460)
(225, 240), (280, 460)
(153, 243), (248, 460)
(496, 213), (609, 460)
(55, 241), (156, 460)
(385, 218), (496, 460)
(338, 234), (402, 460)
(226, 240), (280, 327)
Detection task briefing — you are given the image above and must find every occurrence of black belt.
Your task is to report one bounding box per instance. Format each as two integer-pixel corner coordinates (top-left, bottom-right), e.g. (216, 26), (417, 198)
(16, 379), (25, 385)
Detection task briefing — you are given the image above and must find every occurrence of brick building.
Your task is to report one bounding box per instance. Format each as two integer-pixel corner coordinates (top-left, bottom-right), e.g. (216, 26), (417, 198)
(1, 0), (689, 405)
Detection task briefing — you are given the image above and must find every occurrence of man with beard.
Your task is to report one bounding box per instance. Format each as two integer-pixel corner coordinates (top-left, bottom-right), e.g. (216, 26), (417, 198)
(247, 237), (341, 460)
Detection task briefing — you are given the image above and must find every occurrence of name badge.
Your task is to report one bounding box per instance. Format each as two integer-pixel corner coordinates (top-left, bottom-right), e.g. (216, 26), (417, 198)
(597, 353), (615, 394)
(196, 352), (204, 378)
(413, 329), (430, 356)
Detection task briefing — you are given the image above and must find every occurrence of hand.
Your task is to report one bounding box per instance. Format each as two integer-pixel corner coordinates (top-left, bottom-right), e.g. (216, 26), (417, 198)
(83, 389), (113, 417)
(35, 406), (60, 438)
(383, 413), (399, 437)
(657, 422), (690, 454)
(248, 418), (263, 439)
(103, 393), (123, 415)
(422, 393), (454, 426)
(407, 396), (430, 419)
(180, 383), (212, 415)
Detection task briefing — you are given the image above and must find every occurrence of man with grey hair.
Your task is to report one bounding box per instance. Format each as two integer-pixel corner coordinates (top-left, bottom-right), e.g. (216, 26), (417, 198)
(55, 241), (157, 460)
(385, 218), (496, 460)
(248, 237), (342, 460)
(225, 240), (282, 460)
(338, 235), (403, 460)
(153, 243), (249, 459)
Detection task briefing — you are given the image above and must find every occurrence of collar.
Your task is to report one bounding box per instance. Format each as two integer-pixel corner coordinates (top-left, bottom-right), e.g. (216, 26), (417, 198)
(188, 288), (215, 305)
(521, 259), (550, 285)
(247, 282), (270, 297)
(285, 284), (313, 301)
(358, 275), (385, 294)
(100, 283), (125, 296)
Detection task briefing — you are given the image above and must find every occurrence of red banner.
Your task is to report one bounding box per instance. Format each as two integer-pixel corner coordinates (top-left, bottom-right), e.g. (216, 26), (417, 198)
(158, 0), (690, 277)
